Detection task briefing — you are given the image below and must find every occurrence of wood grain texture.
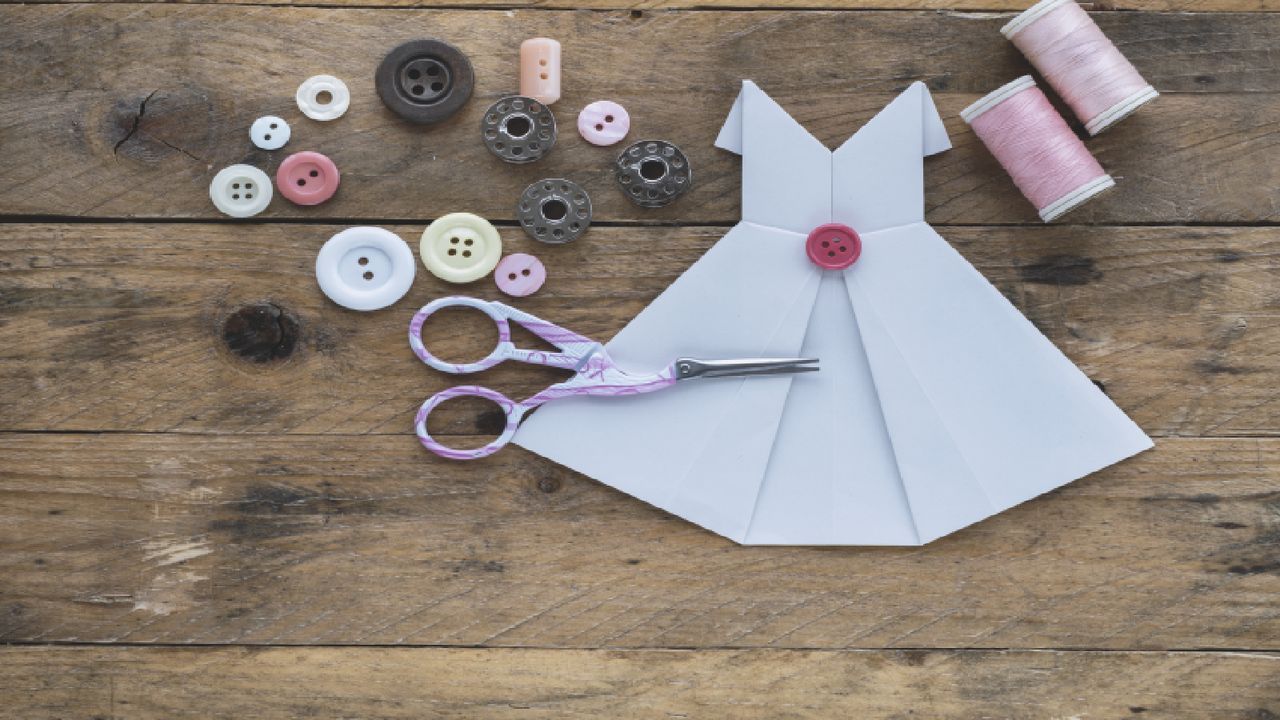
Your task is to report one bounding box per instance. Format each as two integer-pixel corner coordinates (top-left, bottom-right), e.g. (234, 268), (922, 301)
(2, 223), (1278, 436)
(2, 0), (1279, 712)
(11, 0), (1280, 15)
(3, 432), (1278, 648)
(3, 646), (1278, 719)
(1, 7), (1278, 224)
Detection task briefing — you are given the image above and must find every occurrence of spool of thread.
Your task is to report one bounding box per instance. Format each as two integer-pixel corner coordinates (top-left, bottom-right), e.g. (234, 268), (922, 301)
(1002, 0), (1158, 135)
(962, 76), (1114, 222)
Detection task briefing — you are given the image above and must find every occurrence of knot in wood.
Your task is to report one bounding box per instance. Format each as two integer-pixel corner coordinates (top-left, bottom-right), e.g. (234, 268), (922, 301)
(222, 303), (299, 363)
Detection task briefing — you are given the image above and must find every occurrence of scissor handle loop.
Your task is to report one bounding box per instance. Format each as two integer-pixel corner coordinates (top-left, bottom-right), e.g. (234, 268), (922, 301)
(409, 296), (512, 374)
(415, 385), (526, 460)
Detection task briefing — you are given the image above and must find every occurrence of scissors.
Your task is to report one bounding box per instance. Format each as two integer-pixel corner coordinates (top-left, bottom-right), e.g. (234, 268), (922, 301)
(409, 296), (819, 460)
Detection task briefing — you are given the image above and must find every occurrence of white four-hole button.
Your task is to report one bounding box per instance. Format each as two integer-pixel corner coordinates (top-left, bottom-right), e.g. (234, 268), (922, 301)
(250, 115), (291, 150)
(209, 164), (272, 218)
(316, 227), (416, 311)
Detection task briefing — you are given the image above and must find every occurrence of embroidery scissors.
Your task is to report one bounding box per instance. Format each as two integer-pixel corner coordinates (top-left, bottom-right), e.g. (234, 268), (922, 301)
(410, 296), (820, 460)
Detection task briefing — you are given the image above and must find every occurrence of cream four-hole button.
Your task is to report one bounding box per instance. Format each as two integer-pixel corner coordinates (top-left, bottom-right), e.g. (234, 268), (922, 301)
(420, 213), (503, 283)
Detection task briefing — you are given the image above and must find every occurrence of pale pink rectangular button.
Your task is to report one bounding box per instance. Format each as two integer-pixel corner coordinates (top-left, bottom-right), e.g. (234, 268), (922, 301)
(520, 37), (561, 105)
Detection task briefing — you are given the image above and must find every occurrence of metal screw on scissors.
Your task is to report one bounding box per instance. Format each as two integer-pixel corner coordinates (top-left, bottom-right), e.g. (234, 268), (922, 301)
(409, 296), (820, 460)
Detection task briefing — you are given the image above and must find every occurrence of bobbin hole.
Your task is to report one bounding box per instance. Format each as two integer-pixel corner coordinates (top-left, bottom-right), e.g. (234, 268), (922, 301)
(639, 158), (666, 182)
(541, 199), (568, 222)
(504, 115), (532, 138)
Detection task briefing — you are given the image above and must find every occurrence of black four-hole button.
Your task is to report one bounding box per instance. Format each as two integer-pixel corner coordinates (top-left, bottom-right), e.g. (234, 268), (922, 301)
(376, 39), (474, 124)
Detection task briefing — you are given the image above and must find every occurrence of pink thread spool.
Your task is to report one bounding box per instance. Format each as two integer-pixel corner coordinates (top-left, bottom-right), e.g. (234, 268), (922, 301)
(962, 76), (1114, 222)
(1002, 0), (1158, 135)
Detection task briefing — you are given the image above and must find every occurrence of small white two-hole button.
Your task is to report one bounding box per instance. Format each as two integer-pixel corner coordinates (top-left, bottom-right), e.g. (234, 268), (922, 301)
(316, 227), (416, 311)
(250, 116), (291, 150)
(209, 164), (272, 218)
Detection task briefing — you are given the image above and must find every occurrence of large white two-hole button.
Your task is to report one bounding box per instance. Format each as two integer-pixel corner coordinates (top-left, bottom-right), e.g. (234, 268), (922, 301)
(316, 227), (416, 311)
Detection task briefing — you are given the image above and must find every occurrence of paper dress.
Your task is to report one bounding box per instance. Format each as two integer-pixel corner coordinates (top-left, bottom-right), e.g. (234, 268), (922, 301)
(515, 81), (1152, 545)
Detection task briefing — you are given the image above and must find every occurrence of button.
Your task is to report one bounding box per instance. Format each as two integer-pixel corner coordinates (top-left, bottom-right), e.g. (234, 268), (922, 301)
(516, 178), (591, 244)
(615, 140), (691, 208)
(316, 227), (416, 311)
(577, 100), (629, 146)
(481, 96), (556, 164)
(494, 253), (547, 297)
(519, 38), (561, 105)
(375, 39), (474, 125)
(805, 223), (862, 270)
(420, 213), (502, 283)
(209, 164), (272, 218)
(276, 151), (340, 206)
(250, 116), (291, 150)
(296, 75), (350, 121)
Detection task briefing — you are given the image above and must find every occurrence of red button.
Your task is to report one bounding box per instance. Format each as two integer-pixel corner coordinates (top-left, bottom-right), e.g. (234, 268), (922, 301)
(277, 151), (340, 206)
(806, 223), (861, 270)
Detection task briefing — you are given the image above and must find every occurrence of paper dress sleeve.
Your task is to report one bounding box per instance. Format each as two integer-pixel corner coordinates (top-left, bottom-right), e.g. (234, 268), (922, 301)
(833, 82), (951, 233)
(716, 81), (832, 235)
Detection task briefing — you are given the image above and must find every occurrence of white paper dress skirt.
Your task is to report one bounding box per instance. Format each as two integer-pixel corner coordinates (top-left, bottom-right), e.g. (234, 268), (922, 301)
(515, 81), (1152, 545)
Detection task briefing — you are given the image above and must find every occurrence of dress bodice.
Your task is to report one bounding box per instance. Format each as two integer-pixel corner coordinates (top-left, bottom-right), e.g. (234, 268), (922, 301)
(715, 81), (951, 235)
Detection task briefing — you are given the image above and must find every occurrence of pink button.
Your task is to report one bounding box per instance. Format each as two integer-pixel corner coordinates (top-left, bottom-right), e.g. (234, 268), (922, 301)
(806, 223), (861, 270)
(494, 253), (546, 297)
(277, 151), (340, 206)
(577, 100), (630, 147)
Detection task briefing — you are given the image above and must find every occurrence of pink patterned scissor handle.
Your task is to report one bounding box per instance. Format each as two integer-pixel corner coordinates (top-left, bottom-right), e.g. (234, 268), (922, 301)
(410, 296), (678, 460)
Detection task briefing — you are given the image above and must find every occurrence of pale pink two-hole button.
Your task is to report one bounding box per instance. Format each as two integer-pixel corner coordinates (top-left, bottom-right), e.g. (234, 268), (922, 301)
(277, 151), (340, 206)
(577, 101), (630, 147)
(494, 253), (546, 297)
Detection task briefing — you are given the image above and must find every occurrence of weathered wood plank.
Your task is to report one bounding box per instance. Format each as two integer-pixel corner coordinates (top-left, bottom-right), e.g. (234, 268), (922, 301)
(2, 433), (1277, 648)
(12, 0), (1280, 15)
(2, 223), (1278, 436)
(1, 7), (1277, 223)
(2, 646), (1278, 719)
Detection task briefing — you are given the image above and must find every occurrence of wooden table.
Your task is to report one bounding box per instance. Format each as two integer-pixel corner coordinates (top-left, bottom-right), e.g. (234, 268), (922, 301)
(1, 1), (1277, 717)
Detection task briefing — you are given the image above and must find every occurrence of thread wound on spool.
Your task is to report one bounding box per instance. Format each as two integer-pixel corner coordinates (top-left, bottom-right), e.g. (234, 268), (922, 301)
(1002, 0), (1157, 135)
(963, 77), (1113, 223)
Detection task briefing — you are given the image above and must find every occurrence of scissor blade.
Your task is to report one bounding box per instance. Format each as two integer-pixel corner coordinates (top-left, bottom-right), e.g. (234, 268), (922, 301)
(674, 357), (820, 380)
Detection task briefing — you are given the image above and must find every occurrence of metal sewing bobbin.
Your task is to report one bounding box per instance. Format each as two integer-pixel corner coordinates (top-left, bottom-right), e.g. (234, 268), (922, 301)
(517, 178), (592, 244)
(480, 95), (556, 164)
(614, 140), (691, 208)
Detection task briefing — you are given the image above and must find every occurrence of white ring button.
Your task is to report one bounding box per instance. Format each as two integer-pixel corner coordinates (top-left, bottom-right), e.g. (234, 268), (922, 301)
(209, 164), (272, 218)
(316, 227), (416, 311)
(420, 213), (502, 284)
(296, 75), (351, 121)
(250, 115), (291, 150)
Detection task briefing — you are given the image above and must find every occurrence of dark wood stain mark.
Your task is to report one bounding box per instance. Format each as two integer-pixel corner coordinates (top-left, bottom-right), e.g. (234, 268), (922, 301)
(1215, 522), (1248, 530)
(1142, 493), (1221, 505)
(1193, 359), (1253, 376)
(537, 475), (562, 494)
(452, 559), (505, 574)
(1019, 255), (1102, 286)
(475, 408), (508, 436)
(899, 650), (930, 667)
(1216, 250), (1243, 263)
(1227, 561), (1280, 575)
(223, 303), (299, 363)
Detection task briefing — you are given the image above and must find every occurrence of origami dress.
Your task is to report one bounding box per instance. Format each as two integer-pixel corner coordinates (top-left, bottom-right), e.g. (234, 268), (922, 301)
(515, 81), (1152, 545)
